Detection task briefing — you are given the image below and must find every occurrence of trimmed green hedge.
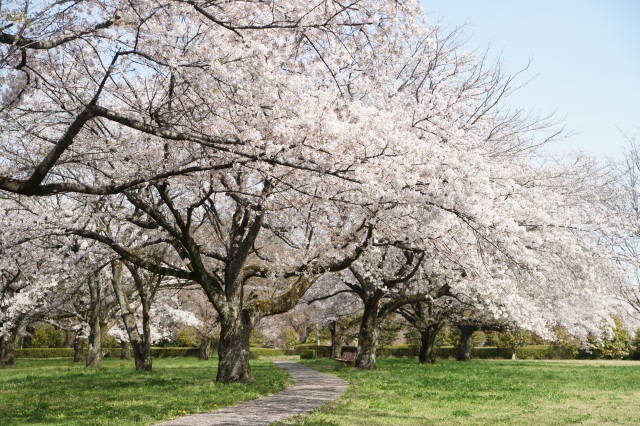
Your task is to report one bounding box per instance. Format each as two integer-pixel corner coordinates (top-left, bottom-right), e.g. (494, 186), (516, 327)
(150, 347), (200, 358)
(249, 348), (285, 359)
(15, 347), (201, 359)
(293, 344), (565, 360)
(295, 345), (333, 358)
(15, 348), (75, 358)
(378, 346), (418, 358)
(15, 344), (580, 360)
(434, 345), (558, 360)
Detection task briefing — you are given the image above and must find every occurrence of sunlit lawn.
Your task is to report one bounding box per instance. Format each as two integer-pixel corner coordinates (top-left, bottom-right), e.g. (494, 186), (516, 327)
(283, 358), (640, 425)
(0, 357), (291, 425)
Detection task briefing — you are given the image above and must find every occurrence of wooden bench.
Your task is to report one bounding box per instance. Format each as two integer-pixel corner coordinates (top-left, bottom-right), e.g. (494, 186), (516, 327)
(334, 351), (356, 365)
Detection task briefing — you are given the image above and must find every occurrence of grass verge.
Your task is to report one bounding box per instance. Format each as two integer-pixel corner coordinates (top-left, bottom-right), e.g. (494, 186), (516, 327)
(0, 357), (291, 425)
(282, 358), (640, 425)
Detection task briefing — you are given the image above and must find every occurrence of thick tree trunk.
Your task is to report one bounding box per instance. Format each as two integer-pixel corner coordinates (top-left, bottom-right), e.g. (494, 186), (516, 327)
(217, 308), (255, 382)
(456, 325), (477, 362)
(1, 335), (15, 366)
(120, 341), (131, 360)
(356, 297), (381, 370)
(73, 333), (84, 362)
(199, 336), (211, 361)
(131, 339), (152, 371)
(85, 274), (102, 369)
(418, 323), (441, 364)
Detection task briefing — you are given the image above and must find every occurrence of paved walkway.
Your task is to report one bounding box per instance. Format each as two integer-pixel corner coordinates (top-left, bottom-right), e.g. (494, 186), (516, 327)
(155, 361), (348, 426)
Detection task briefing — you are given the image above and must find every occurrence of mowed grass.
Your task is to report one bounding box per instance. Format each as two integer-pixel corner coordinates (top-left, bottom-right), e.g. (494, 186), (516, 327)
(286, 358), (640, 425)
(0, 357), (291, 426)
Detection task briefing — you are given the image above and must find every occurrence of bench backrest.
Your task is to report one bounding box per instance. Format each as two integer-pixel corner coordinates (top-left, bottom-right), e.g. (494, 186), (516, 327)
(342, 351), (356, 361)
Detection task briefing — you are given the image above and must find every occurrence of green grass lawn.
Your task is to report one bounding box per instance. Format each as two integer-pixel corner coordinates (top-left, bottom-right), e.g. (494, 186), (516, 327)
(0, 357), (291, 425)
(282, 358), (640, 425)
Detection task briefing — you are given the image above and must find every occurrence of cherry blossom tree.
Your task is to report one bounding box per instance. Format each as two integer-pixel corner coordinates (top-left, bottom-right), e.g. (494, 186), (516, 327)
(0, 0), (422, 196)
(305, 276), (363, 358)
(67, 169), (374, 381)
(397, 299), (452, 364)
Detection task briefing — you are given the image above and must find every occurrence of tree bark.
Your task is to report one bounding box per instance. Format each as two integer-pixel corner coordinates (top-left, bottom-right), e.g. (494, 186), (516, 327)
(216, 307), (255, 382)
(85, 274), (102, 369)
(1, 335), (15, 366)
(456, 325), (477, 362)
(329, 321), (342, 359)
(418, 323), (441, 364)
(120, 341), (131, 360)
(64, 330), (74, 348)
(137, 284), (153, 372)
(73, 333), (84, 362)
(199, 336), (211, 361)
(112, 261), (152, 372)
(356, 297), (381, 370)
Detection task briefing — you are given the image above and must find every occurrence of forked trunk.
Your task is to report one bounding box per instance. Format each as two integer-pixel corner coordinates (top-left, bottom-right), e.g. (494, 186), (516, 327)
(418, 323), (441, 364)
(456, 326), (476, 362)
(217, 308), (254, 382)
(356, 298), (380, 370)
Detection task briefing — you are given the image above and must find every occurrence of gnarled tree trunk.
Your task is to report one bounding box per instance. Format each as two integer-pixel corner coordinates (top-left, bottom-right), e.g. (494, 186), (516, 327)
(217, 307), (255, 382)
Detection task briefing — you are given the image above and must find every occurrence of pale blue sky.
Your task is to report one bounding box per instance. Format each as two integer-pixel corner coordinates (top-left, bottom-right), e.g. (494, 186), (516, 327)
(423, 0), (640, 160)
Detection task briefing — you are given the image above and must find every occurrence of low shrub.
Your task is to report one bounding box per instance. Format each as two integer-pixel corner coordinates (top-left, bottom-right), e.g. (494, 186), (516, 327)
(30, 324), (66, 348)
(300, 349), (317, 360)
(628, 346), (640, 360)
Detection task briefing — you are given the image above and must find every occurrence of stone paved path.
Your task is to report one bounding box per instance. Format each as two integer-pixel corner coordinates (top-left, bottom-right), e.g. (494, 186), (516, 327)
(155, 361), (348, 426)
